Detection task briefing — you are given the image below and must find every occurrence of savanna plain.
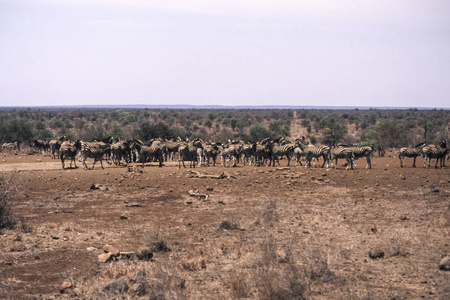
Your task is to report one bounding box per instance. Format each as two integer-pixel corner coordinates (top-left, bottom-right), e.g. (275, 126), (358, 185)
(0, 149), (449, 299)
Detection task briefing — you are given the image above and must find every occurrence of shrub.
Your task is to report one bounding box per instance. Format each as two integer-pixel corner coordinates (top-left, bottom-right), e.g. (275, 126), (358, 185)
(0, 173), (17, 230)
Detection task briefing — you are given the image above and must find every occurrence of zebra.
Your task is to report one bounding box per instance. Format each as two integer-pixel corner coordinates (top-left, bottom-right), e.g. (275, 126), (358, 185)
(304, 144), (330, 168)
(330, 146), (355, 170)
(202, 142), (220, 166)
(133, 139), (165, 167)
(60, 140), (81, 169)
(295, 138), (330, 168)
(347, 145), (373, 169)
(80, 141), (111, 169)
(32, 139), (49, 153)
(110, 140), (131, 165)
(253, 138), (272, 166)
(422, 139), (448, 168)
(399, 142), (426, 168)
(269, 139), (296, 167)
(49, 136), (67, 159)
(178, 139), (203, 168)
(163, 138), (185, 161)
(1, 142), (18, 152)
(292, 144), (305, 166)
(241, 142), (255, 166)
(220, 141), (243, 167)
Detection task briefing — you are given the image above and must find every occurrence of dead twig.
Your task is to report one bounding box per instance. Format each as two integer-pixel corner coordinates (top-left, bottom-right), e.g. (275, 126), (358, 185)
(188, 170), (236, 179)
(188, 189), (209, 201)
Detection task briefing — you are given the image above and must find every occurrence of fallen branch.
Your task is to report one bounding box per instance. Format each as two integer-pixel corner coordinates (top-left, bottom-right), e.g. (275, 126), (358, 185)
(188, 189), (209, 201)
(188, 170), (236, 179)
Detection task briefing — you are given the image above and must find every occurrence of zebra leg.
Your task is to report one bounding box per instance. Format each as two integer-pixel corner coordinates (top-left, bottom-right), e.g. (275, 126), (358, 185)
(412, 156), (416, 168)
(366, 156), (371, 169)
(400, 155), (404, 167)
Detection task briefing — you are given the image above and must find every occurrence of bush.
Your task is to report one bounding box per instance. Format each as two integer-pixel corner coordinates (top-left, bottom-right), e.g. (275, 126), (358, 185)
(0, 173), (17, 230)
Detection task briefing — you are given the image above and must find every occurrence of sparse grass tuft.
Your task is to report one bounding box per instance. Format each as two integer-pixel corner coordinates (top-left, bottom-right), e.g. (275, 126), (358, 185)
(0, 172), (17, 230)
(143, 231), (171, 253)
(219, 220), (240, 230)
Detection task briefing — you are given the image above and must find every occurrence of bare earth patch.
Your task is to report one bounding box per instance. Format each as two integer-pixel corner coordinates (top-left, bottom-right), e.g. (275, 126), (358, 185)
(0, 150), (449, 299)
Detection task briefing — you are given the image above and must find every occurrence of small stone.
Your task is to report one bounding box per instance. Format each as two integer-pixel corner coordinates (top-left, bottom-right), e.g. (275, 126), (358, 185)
(59, 281), (73, 293)
(439, 256), (450, 271)
(98, 253), (115, 263)
(129, 283), (146, 296)
(103, 278), (129, 294)
(103, 244), (120, 256)
(369, 249), (385, 259)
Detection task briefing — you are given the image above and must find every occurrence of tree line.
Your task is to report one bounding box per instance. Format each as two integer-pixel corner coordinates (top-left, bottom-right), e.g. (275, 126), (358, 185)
(0, 107), (448, 155)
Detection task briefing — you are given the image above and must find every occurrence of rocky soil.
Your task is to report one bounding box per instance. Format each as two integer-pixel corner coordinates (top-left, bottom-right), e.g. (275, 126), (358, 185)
(0, 149), (449, 299)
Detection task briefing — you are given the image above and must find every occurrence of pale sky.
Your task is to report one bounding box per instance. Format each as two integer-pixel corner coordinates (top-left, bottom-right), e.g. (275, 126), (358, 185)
(1, 0), (449, 108)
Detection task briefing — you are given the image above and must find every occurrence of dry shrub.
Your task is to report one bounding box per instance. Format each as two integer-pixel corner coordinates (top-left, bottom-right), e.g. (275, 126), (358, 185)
(262, 199), (279, 225)
(228, 270), (251, 299)
(181, 257), (206, 271)
(0, 172), (17, 230)
(254, 236), (308, 300)
(219, 220), (240, 230)
(144, 231), (171, 253)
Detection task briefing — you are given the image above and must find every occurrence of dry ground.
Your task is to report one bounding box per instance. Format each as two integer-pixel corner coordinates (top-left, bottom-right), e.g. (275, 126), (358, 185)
(0, 149), (449, 299)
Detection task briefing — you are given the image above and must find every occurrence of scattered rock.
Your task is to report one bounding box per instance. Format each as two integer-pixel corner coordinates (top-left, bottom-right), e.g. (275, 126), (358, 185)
(136, 248), (153, 261)
(439, 256), (450, 271)
(59, 281), (73, 293)
(103, 244), (120, 256)
(98, 252), (115, 263)
(103, 276), (130, 294)
(90, 184), (101, 190)
(369, 249), (385, 259)
(120, 216), (128, 220)
(129, 283), (146, 296)
(432, 189), (440, 193)
(86, 247), (97, 252)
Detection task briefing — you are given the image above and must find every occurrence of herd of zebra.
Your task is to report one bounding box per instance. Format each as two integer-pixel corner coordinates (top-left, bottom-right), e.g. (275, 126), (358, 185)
(29, 136), (448, 170)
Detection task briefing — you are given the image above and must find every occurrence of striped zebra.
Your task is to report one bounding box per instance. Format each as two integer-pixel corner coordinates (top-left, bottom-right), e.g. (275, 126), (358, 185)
(221, 141), (243, 167)
(347, 145), (373, 169)
(32, 140), (49, 154)
(178, 139), (203, 168)
(304, 144), (330, 168)
(202, 142), (220, 166)
(133, 139), (165, 167)
(164, 138), (185, 161)
(60, 140), (81, 169)
(241, 142), (255, 166)
(253, 138), (272, 166)
(270, 139), (296, 167)
(80, 141), (111, 169)
(330, 146), (355, 170)
(422, 139), (447, 168)
(49, 136), (66, 159)
(295, 138), (330, 168)
(292, 145), (305, 166)
(110, 140), (131, 166)
(1, 142), (18, 152)
(399, 142), (426, 168)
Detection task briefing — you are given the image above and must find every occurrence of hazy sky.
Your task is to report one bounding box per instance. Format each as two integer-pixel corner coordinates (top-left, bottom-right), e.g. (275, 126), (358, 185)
(1, 0), (449, 108)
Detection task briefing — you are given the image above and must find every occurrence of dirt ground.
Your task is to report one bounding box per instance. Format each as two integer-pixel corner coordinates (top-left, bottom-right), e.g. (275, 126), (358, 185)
(0, 149), (449, 299)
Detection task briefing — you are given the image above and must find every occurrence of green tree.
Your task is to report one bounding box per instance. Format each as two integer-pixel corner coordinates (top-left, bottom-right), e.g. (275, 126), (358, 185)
(321, 121), (348, 146)
(248, 123), (270, 141)
(362, 119), (407, 156)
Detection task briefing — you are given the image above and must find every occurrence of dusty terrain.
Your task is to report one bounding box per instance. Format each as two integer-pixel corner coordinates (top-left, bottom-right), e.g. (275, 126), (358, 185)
(0, 149), (449, 299)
